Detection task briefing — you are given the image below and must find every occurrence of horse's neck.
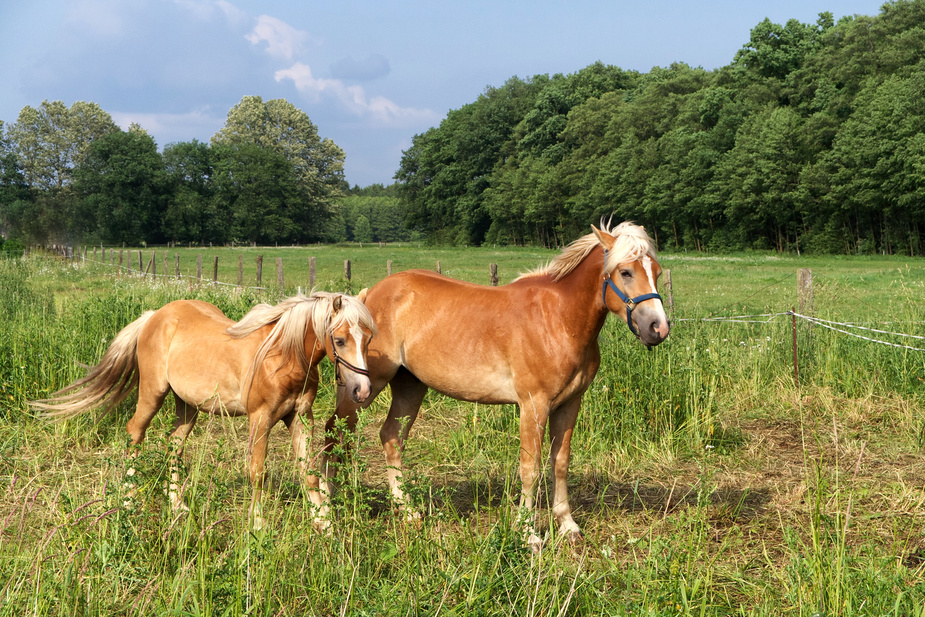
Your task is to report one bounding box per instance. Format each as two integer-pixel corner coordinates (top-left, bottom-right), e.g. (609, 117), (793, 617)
(306, 335), (326, 369)
(550, 250), (609, 342)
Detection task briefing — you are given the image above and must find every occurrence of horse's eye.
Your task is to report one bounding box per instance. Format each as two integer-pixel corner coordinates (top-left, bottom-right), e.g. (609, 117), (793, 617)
(620, 270), (632, 278)
(334, 338), (346, 347)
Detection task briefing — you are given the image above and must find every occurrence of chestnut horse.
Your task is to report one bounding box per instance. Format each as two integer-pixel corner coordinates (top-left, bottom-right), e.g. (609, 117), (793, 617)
(329, 221), (669, 549)
(33, 291), (375, 528)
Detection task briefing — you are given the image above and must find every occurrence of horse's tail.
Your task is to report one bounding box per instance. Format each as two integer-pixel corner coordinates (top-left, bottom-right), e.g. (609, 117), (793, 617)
(32, 310), (156, 421)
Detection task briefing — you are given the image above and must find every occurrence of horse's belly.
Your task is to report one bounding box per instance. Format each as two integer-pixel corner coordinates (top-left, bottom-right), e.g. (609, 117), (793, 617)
(408, 363), (517, 405)
(172, 381), (247, 416)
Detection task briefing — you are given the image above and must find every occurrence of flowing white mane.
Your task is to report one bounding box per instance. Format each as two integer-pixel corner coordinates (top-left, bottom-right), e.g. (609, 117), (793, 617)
(518, 220), (657, 282)
(227, 291), (375, 384)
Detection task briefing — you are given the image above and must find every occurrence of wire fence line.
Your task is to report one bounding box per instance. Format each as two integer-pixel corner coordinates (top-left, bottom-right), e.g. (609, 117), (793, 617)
(77, 253), (273, 292)
(16, 250), (925, 353)
(678, 311), (925, 353)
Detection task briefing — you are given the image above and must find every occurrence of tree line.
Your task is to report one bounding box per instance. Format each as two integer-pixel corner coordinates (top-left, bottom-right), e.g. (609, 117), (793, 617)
(0, 96), (410, 247)
(3, 2), (924, 254)
(397, 0), (925, 254)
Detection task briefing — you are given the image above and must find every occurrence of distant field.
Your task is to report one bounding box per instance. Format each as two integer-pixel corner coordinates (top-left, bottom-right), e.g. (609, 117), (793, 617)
(79, 243), (925, 319)
(3, 247), (925, 615)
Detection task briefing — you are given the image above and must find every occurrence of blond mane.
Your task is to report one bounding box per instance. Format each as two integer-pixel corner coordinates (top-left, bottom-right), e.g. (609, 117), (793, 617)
(517, 220), (657, 282)
(227, 292), (376, 394)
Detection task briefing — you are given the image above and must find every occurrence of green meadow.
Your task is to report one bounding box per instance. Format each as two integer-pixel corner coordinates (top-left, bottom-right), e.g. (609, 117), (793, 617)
(2, 246), (925, 616)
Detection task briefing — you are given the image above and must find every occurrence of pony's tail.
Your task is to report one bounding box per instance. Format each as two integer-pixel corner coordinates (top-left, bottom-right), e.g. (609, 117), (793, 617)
(31, 310), (156, 421)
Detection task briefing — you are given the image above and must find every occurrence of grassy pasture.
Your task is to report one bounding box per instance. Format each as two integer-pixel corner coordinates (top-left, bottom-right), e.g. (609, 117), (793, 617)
(2, 246), (925, 615)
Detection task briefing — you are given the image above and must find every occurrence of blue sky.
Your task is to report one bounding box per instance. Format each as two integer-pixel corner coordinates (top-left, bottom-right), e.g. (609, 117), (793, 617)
(0, 0), (888, 187)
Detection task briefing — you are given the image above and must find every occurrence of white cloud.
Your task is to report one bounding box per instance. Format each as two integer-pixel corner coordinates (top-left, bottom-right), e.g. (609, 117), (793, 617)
(275, 62), (438, 127)
(63, 0), (126, 38)
(245, 15), (309, 60)
(174, 0), (248, 25)
(110, 108), (225, 146)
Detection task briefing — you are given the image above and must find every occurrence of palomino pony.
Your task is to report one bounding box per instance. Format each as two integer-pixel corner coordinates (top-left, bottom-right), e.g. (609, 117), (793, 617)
(328, 221), (669, 549)
(33, 291), (376, 529)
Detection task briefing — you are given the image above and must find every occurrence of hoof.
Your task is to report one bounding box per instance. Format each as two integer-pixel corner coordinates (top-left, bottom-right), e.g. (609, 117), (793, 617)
(312, 517), (332, 535)
(565, 529), (583, 546)
(403, 508), (422, 523)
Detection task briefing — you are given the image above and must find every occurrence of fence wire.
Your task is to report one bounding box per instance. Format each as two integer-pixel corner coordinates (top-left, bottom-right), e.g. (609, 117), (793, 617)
(680, 311), (925, 353)
(24, 251), (925, 353)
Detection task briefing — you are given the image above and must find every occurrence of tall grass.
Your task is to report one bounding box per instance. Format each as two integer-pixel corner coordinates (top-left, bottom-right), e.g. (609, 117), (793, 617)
(2, 252), (925, 615)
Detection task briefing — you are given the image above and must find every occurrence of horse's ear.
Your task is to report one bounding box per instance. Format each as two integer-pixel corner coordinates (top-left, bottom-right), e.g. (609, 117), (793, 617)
(591, 225), (616, 250)
(332, 295), (343, 312)
(357, 288), (368, 303)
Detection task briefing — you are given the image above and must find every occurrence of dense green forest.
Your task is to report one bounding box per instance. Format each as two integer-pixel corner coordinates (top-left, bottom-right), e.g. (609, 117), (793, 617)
(2, 0), (924, 253)
(398, 0), (925, 253)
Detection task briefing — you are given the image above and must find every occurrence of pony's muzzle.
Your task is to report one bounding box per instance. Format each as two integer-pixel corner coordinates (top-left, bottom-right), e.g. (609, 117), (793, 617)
(635, 306), (670, 347)
(348, 377), (372, 403)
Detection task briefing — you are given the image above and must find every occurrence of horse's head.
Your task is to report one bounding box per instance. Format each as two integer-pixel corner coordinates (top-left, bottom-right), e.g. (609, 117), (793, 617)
(592, 223), (670, 347)
(323, 289), (376, 403)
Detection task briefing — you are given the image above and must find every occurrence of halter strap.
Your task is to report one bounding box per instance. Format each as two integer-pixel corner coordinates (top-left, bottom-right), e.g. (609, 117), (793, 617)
(602, 249), (662, 338)
(326, 327), (370, 386)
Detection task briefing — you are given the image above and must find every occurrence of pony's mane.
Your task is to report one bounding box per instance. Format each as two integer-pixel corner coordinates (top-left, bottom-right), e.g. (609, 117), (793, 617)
(227, 292), (375, 391)
(517, 220), (657, 282)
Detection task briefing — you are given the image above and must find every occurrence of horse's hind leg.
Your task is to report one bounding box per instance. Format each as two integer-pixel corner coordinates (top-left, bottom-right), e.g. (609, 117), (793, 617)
(380, 368), (428, 515)
(166, 396), (199, 512)
(122, 371), (170, 507)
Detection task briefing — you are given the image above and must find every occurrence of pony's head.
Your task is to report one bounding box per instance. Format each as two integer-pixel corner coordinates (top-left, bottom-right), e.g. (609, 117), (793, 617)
(592, 221), (670, 346)
(228, 290), (376, 403)
(314, 290), (376, 403)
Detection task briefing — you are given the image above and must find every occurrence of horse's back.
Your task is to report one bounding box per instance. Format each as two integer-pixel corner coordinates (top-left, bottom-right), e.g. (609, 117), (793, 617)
(365, 270), (562, 404)
(137, 300), (252, 412)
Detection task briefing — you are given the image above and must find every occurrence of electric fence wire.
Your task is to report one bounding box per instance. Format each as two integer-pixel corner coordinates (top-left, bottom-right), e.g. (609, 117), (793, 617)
(32, 253), (925, 351)
(82, 253), (270, 292)
(678, 310), (925, 352)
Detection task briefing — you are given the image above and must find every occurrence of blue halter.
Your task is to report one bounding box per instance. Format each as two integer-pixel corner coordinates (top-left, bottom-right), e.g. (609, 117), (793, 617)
(602, 250), (662, 338)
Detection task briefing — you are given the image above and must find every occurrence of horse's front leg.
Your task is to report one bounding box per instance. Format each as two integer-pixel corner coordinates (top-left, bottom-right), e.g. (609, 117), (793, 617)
(380, 368), (427, 519)
(518, 394), (551, 552)
(548, 396), (582, 543)
(284, 389), (332, 533)
(247, 411), (274, 530)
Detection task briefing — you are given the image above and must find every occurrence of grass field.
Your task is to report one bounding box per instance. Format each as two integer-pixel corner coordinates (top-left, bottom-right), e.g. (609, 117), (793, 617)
(2, 246), (925, 615)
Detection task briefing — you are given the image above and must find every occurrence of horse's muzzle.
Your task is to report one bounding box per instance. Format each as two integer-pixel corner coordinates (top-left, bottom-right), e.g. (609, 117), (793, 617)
(636, 307), (670, 347)
(349, 377), (372, 404)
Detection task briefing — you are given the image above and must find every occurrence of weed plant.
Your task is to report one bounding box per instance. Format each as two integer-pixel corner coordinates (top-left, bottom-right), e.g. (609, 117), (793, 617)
(1, 252), (925, 615)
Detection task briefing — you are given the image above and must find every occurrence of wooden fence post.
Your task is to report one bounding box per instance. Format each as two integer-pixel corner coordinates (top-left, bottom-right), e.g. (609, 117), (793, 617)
(238, 255), (244, 288)
(798, 268), (813, 314)
(310, 257), (316, 289)
(276, 257), (284, 289)
(663, 269), (673, 312)
(490, 263), (499, 286)
(151, 251), (156, 279)
(197, 254), (202, 283)
(175, 254), (180, 279)
(138, 251), (142, 273)
(118, 250), (123, 273)
(256, 255), (263, 285)
(213, 256), (219, 286)
(387, 259), (393, 277)
(435, 261), (441, 274)
(344, 259), (351, 281)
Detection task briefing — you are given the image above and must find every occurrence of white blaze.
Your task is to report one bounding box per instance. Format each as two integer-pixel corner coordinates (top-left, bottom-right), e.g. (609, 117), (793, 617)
(642, 256), (667, 320)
